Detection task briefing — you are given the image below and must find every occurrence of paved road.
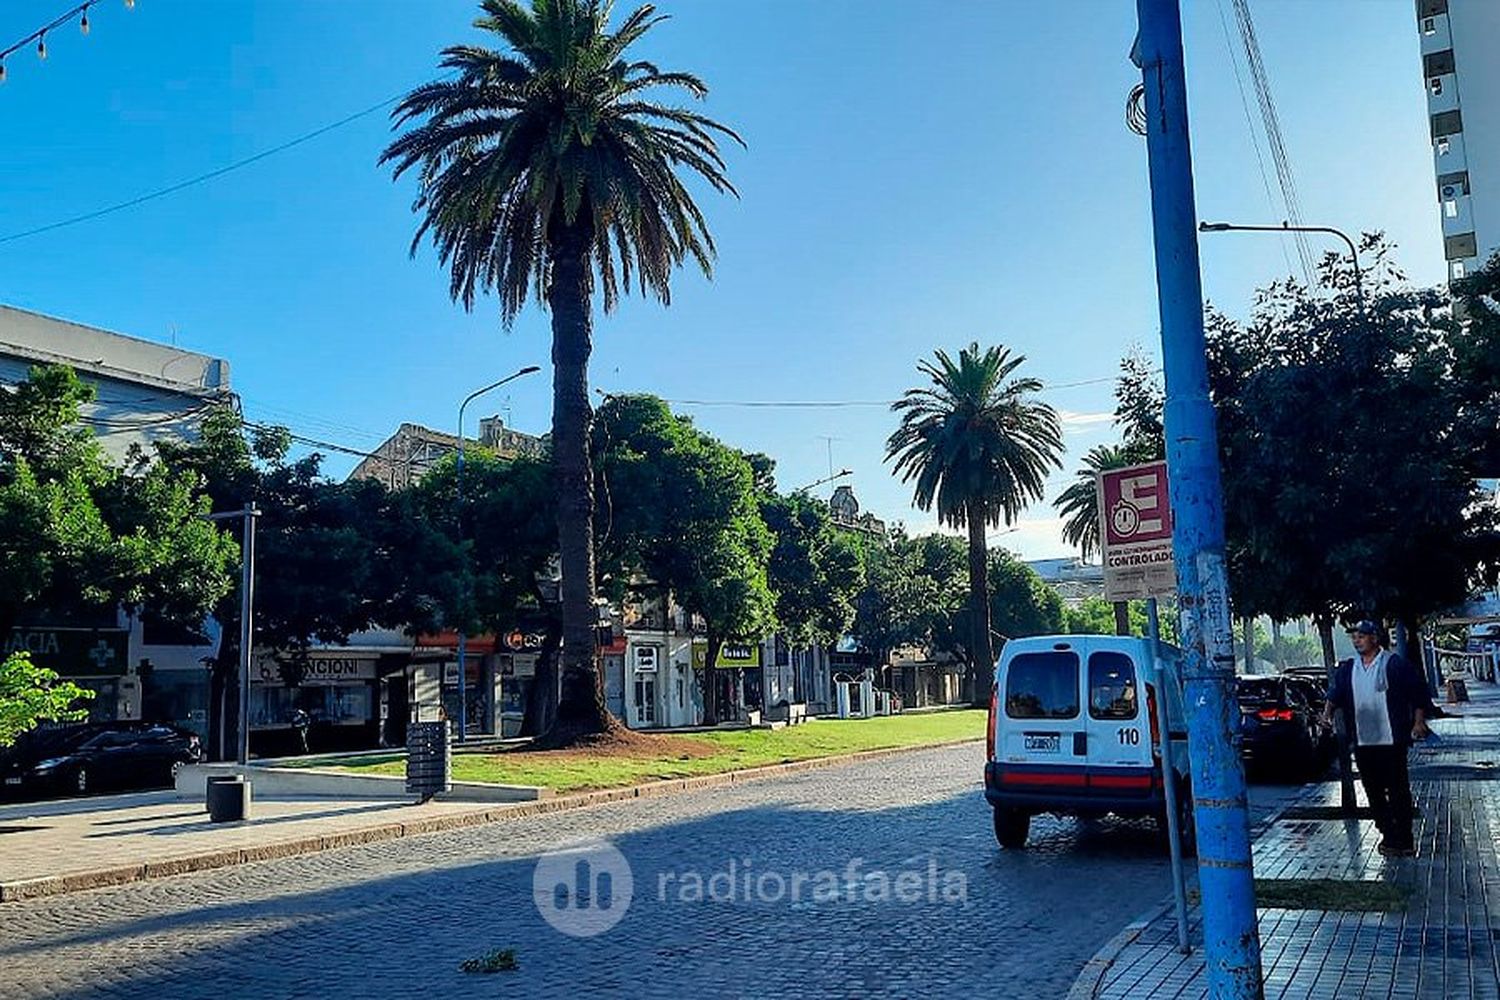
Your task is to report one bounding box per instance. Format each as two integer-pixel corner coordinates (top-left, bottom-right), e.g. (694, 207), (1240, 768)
(0, 745), (1299, 1000)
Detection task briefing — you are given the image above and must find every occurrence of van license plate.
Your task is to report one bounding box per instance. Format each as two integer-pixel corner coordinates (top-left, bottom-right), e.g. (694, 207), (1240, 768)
(1024, 734), (1061, 754)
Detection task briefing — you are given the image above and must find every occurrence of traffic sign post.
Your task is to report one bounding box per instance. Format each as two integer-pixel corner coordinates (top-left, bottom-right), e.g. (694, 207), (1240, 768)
(1097, 460), (1189, 955)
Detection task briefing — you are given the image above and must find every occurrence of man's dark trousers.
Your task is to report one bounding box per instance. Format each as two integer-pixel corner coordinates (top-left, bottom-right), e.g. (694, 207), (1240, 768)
(1354, 744), (1414, 849)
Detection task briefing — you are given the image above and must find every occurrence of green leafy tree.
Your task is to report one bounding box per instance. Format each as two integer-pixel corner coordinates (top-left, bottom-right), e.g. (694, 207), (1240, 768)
(0, 365), (236, 638)
(412, 452), (560, 734)
(155, 409), (450, 757)
(887, 344), (1063, 703)
(593, 395), (773, 724)
(988, 550), (1065, 641)
(383, 0), (742, 744)
(761, 492), (864, 652)
(0, 652), (94, 748)
(1117, 235), (1499, 662)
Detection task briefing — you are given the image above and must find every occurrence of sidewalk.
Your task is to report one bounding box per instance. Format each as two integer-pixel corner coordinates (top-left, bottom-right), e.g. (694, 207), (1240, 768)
(1075, 680), (1500, 999)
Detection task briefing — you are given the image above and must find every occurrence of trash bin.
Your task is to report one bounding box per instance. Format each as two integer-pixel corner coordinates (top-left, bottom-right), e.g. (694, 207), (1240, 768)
(207, 774), (252, 822)
(204, 773), (241, 813)
(406, 721), (452, 803)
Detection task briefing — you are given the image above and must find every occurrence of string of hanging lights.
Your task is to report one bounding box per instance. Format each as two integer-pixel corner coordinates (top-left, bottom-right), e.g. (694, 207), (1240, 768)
(0, 0), (134, 84)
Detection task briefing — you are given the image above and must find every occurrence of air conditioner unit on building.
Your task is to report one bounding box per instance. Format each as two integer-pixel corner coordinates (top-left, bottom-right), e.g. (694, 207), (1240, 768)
(1442, 184), (1459, 199)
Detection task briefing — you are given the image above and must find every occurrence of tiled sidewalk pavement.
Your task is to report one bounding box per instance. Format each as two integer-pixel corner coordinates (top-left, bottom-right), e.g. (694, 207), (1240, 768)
(1084, 681), (1500, 999)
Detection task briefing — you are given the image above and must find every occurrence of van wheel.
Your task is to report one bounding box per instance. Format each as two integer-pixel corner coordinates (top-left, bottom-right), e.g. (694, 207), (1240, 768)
(994, 807), (1030, 849)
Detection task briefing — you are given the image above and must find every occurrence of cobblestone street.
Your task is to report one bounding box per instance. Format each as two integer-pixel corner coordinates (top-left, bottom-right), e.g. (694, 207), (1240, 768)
(0, 745), (1294, 1000)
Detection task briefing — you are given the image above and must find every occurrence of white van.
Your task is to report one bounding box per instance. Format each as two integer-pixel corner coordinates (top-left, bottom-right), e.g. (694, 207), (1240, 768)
(983, 634), (1193, 851)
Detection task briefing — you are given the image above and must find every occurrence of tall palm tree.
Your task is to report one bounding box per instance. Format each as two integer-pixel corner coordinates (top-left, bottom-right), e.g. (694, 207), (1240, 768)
(382, 0), (741, 742)
(1054, 442), (1141, 636)
(887, 344), (1063, 704)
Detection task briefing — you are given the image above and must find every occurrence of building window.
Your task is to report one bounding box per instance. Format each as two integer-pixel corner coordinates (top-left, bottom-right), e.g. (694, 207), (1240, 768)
(633, 677), (656, 724)
(1423, 17), (1436, 34)
(1418, 0), (1448, 17)
(1423, 49), (1455, 78)
(1438, 170), (1470, 196)
(1445, 231), (1477, 260)
(1431, 109), (1463, 140)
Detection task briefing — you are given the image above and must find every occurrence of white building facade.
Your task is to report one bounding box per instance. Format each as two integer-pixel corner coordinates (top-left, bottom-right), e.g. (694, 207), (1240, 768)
(1417, 0), (1500, 280)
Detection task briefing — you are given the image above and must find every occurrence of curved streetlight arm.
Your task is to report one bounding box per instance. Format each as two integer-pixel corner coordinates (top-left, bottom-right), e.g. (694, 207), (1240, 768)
(457, 365), (543, 463)
(1198, 220), (1364, 312)
(793, 468), (852, 494)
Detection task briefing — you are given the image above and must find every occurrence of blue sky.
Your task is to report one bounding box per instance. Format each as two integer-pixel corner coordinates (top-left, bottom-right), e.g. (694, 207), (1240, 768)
(0, 0), (1443, 560)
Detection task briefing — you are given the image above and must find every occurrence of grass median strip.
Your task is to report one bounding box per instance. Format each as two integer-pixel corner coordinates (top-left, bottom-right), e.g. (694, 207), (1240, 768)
(321, 711), (984, 792)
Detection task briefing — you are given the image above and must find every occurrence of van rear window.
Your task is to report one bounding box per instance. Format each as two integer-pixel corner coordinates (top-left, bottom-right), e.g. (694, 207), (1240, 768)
(1005, 651), (1080, 719)
(1089, 651), (1139, 720)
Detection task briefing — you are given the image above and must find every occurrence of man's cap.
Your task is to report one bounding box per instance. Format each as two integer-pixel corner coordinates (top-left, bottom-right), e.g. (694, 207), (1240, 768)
(1349, 619), (1380, 636)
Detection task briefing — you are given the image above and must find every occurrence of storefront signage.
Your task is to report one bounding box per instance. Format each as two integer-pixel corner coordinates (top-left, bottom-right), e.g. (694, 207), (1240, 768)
(1097, 461), (1177, 602)
(255, 655), (377, 685)
(691, 640), (762, 670)
(634, 646), (659, 672)
(5, 627), (129, 676)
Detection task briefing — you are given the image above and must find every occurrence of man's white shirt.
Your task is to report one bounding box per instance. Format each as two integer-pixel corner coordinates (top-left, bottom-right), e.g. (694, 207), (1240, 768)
(1352, 650), (1394, 746)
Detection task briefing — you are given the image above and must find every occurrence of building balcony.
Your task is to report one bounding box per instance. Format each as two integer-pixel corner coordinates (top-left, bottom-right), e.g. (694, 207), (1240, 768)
(1425, 74), (1460, 115)
(1419, 14), (1452, 54)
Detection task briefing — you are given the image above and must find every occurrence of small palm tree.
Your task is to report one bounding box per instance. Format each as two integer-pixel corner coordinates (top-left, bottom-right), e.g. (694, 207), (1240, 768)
(382, 0), (741, 742)
(1054, 443), (1143, 561)
(887, 344), (1063, 703)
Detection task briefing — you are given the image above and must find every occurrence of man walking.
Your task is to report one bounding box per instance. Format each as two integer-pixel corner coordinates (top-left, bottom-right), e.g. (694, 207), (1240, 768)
(1321, 620), (1431, 857)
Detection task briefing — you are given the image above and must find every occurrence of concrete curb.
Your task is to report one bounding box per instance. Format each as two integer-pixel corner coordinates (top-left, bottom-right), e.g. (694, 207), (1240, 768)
(0, 736), (982, 905)
(1062, 782), (1319, 999)
(1066, 898), (1176, 1000)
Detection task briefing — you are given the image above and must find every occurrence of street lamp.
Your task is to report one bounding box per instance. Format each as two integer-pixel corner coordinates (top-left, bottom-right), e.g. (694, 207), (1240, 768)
(792, 468), (851, 494)
(203, 505), (260, 765)
(1198, 220), (1366, 314)
(455, 365), (541, 742)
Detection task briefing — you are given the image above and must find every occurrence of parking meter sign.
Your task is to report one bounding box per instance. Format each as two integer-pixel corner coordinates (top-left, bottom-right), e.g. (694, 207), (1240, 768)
(1097, 461), (1176, 601)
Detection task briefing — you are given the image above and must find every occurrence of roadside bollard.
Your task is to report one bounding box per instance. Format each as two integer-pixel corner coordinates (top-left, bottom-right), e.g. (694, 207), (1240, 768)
(206, 774), (252, 822)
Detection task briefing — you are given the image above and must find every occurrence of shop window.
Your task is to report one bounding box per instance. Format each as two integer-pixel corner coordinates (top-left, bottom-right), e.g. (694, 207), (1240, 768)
(633, 677), (656, 724)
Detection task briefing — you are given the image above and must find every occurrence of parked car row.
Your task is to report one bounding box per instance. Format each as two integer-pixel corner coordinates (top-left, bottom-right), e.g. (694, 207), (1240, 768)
(1235, 672), (1336, 781)
(0, 721), (202, 800)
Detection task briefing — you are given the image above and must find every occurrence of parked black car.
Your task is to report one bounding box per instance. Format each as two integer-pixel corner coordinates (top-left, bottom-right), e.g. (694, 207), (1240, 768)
(0, 722), (202, 799)
(1236, 676), (1330, 779)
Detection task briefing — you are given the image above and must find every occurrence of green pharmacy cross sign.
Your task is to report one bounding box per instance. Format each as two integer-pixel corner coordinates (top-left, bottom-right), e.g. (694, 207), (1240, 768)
(5, 627), (130, 676)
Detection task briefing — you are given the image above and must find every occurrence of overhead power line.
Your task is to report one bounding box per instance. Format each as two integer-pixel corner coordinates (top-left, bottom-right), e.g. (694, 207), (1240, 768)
(651, 370), (1151, 410)
(1230, 0), (1316, 285)
(0, 89), (406, 245)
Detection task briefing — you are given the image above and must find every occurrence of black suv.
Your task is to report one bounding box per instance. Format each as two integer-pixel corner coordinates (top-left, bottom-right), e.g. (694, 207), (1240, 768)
(1, 722), (202, 799)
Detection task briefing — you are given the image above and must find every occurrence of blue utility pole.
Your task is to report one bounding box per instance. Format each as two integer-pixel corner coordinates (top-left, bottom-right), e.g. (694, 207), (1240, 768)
(1134, 0), (1263, 995)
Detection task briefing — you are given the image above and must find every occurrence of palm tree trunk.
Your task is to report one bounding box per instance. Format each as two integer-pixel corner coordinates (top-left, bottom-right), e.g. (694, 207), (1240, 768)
(543, 223), (611, 742)
(1113, 601), (1131, 637)
(966, 501), (994, 708)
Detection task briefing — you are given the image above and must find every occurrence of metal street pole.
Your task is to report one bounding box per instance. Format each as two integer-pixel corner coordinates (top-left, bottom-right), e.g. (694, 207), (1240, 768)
(205, 505), (260, 766)
(455, 365), (541, 743)
(1198, 221), (1366, 314)
(1135, 1), (1263, 995)
(1146, 597), (1190, 955)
